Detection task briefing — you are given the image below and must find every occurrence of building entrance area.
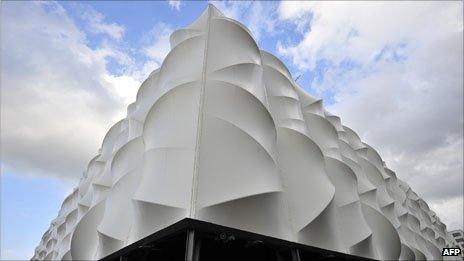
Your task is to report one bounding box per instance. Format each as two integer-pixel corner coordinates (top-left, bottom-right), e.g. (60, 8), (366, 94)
(101, 219), (372, 261)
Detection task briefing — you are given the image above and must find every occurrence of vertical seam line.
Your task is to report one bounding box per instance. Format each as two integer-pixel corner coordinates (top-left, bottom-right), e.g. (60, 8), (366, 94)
(189, 6), (212, 219)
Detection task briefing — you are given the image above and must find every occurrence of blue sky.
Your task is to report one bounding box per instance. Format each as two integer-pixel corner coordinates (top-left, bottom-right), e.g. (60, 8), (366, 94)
(1, 174), (71, 259)
(1, 1), (462, 259)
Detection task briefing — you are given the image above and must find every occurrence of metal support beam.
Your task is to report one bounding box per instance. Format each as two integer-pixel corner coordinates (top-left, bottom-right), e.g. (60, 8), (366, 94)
(185, 229), (200, 261)
(291, 248), (301, 261)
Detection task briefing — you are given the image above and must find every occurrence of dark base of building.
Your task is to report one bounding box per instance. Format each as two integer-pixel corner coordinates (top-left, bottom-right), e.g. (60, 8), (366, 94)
(100, 218), (373, 261)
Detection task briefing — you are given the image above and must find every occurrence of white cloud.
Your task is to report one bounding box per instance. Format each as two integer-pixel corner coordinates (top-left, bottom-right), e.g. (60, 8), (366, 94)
(429, 196), (464, 231)
(168, 0), (181, 11)
(278, 2), (462, 72)
(278, 1), (313, 20)
(95, 43), (135, 69)
(1, 2), (139, 182)
(142, 22), (173, 66)
(103, 74), (140, 104)
(129, 60), (160, 84)
(278, 1), (463, 230)
(212, 1), (279, 42)
(82, 6), (125, 40)
(117, 21), (174, 84)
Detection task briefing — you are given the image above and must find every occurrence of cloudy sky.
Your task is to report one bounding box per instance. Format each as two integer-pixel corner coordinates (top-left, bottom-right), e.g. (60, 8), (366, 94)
(1, 1), (462, 259)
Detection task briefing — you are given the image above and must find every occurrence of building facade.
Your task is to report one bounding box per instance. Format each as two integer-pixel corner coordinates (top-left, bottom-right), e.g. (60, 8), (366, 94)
(32, 5), (461, 261)
(450, 230), (464, 252)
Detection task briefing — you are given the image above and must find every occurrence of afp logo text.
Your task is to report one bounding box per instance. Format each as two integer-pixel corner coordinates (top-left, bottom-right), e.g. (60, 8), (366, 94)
(442, 248), (462, 256)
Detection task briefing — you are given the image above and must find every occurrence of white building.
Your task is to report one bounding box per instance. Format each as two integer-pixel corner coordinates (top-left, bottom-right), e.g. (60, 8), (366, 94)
(450, 230), (464, 252)
(32, 5), (460, 261)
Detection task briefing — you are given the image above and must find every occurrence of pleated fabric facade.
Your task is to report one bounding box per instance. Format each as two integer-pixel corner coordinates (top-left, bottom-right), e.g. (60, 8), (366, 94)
(32, 5), (459, 261)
